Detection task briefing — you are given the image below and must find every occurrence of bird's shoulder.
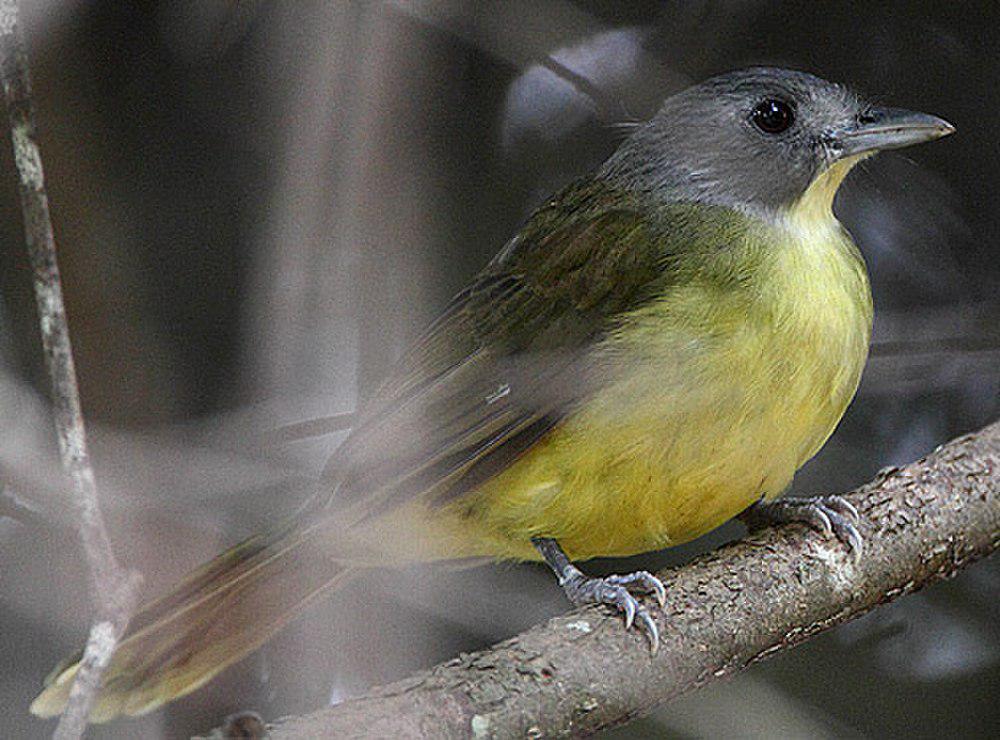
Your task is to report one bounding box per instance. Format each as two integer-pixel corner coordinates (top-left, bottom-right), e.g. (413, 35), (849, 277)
(369, 177), (759, 405)
(317, 178), (758, 513)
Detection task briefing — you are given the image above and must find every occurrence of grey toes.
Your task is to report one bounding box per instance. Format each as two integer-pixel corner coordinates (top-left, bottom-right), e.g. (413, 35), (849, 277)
(743, 494), (864, 562)
(636, 606), (659, 653)
(614, 586), (637, 629)
(797, 503), (834, 536)
(603, 570), (668, 607)
(825, 495), (859, 520)
(824, 506), (863, 562)
(808, 497), (863, 561)
(562, 571), (663, 652)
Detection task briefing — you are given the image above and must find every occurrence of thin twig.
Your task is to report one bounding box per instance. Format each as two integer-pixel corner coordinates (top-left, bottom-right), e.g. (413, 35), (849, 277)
(0, 480), (51, 527)
(243, 420), (999, 739)
(0, 4), (140, 738)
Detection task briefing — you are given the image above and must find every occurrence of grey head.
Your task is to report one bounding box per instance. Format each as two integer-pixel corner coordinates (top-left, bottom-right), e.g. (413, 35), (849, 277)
(600, 67), (954, 215)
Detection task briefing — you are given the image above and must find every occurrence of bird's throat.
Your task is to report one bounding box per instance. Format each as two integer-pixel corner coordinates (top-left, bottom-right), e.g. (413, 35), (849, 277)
(785, 154), (869, 232)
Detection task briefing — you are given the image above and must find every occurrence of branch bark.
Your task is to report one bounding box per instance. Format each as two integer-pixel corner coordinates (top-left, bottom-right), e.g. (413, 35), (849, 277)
(256, 420), (999, 739)
(0, 4), (140, 739)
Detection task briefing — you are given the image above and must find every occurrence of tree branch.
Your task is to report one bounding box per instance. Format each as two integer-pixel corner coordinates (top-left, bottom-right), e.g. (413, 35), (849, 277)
(0, 479), (50, 527)
(0, 4), (140, 738)
(254, 420), (999, 739)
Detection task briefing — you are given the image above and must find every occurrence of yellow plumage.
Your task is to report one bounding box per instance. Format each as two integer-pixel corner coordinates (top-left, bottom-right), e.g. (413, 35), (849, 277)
(434, 157), (872, 560)
(31, 159), (872, 724)
(38, 59), (956, 722)
(31, 163), (872, 720)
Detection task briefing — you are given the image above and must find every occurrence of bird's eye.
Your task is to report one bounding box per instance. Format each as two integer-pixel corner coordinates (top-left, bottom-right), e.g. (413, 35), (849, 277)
(857, 108), (880, 125)
(751, 99), (795, 134)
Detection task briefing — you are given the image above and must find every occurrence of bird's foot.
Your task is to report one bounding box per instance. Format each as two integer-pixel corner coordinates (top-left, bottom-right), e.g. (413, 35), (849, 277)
(559, 566), (666, 652)
(741, 494), (863, 561)
(531, 537), (665, 651)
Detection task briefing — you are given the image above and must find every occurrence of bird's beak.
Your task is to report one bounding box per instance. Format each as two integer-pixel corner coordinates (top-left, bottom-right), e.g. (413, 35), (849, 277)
(829, 107), (955, 159)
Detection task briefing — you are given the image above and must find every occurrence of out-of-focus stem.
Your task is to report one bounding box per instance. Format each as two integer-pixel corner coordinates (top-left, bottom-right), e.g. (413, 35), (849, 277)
(0, 3), (140, 738)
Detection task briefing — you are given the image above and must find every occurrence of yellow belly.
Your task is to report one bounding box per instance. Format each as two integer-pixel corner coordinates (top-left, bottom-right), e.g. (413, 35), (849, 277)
(433, 215), (872, 563)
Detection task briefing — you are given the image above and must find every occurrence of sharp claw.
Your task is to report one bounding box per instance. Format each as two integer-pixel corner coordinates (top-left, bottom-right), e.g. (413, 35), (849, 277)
(848, 532), (863, 563)
(557, 569), (666, 652)
(825, 509), (864, 562)
(841, 523), (864, 562)
(827, 496), (860, 522)
(637, 608), (659, 653)
(745, 496), (865, 563)
(652, 579), (667, 608)
(601, 571), (667, 608)
(809, 506), (834, 536)
(622, 593), (636, 630)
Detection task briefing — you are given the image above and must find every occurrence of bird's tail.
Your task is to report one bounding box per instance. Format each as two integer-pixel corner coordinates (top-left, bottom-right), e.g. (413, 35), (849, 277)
(30, 520), (358, 722)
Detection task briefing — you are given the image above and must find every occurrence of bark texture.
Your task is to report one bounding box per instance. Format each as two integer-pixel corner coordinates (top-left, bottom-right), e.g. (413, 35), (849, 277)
(260, 420), (999, 739)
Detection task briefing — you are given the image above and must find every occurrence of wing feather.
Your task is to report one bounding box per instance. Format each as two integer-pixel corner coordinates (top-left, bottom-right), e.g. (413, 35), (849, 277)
(318, 179), (670, 517)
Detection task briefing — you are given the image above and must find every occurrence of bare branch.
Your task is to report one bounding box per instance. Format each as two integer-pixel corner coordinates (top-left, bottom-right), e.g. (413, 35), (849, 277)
(0, 479), (50, 527)
(250, 420), (999, 739)
(0, 4), (140, 738)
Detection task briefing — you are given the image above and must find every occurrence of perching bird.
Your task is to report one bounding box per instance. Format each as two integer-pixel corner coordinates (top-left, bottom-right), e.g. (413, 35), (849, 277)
(32, 67), (954, 722)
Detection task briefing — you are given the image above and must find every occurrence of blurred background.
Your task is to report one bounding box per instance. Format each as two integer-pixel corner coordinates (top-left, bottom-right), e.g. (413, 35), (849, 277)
(1, 1), (998, 738)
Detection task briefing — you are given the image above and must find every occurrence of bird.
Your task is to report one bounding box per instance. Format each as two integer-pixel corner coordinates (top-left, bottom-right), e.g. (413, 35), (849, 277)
(31, 67), (954, 722)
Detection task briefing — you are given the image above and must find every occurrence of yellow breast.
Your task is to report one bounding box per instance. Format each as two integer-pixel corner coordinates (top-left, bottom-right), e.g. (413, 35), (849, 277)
(436, 172), (872, 562)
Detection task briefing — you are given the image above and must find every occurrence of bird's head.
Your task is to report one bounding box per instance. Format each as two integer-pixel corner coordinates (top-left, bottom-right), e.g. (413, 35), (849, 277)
(602, 67), (954, 220)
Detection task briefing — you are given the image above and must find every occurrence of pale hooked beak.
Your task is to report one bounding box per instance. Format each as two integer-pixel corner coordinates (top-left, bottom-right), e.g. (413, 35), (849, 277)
(828, 107), (955, 159)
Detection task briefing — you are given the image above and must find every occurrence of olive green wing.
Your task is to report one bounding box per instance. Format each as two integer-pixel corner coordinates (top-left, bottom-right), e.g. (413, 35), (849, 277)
(321, 179), (672, 517)
(29, 183), (725, 722)
(30, 182), (681, 722)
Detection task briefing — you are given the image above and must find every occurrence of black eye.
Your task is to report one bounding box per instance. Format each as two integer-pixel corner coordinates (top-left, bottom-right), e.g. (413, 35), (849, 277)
(857, 108), (880, 125)
(751, 99), (795, 134)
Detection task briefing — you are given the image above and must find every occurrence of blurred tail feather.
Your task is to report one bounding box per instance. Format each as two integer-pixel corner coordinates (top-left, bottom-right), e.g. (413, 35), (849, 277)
(31, 524), (358, 722)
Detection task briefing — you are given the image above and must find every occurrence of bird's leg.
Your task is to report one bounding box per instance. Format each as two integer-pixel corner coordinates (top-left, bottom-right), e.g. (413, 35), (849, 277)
(739, 494), (863, 561)
(531, 537), (665, 652)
